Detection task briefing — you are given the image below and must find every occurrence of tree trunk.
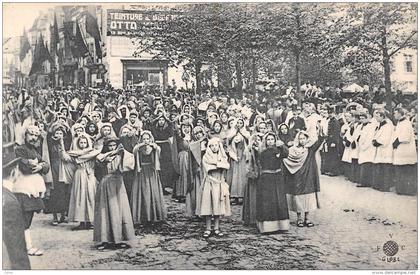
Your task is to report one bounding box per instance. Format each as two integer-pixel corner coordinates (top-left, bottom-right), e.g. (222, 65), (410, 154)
(251, 57), (257, 95)
(381, 31), (392, 111)
(295, 52), (301, 103)
(195, 60), (202, 95)
(216, 62), (230, 92)
(235, 60), (243, 98)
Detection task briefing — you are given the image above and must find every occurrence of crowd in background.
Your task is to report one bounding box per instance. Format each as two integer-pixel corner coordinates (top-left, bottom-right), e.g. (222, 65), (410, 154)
(2, 81), (418, 258)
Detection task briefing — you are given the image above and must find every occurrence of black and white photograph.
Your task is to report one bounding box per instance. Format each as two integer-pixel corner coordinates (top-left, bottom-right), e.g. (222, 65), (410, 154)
(2, 1), (418, 271)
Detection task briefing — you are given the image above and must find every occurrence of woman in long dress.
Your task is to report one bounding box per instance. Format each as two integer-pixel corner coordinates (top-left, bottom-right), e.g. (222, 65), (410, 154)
(151, 115), (176, 192)
(174, 122), (194, 202)
(226, 132), (248, 205)
(196, 137), (231, 238)
(47, 123), (72, 225)
(283, 130), (324, 228)
(242, 133), (262, 226)
(67, 134), (100, 231)
(186, 126), (207, 219)
(94, 137), (135, 250)
(255, 132), (290, 234)
(131, 131), (167, 227)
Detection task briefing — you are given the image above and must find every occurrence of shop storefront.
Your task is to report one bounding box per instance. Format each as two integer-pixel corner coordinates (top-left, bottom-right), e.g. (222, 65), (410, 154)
(105, 9), (182, 90)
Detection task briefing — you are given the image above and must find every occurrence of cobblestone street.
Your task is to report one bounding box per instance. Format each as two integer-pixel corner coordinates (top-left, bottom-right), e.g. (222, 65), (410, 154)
(29, 175), (417, 270)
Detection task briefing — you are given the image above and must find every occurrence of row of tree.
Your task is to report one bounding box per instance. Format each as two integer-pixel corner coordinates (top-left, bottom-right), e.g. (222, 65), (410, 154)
(132, 3), (417, 107)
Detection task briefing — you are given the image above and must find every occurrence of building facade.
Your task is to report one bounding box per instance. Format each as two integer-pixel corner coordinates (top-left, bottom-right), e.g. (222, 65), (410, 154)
(390, 48), (417, 94)
(103, 6), (185, 90)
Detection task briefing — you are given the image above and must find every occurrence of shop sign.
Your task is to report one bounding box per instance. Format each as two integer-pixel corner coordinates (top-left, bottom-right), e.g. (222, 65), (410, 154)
(107, 9), (179, 36)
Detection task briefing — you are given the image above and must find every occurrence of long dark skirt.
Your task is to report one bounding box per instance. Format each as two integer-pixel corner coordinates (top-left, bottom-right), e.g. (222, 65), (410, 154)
(323, 148), (340, 176)
(372, 163), (394, 192)
(342, 162), (352, 180)
(358, 163), (373, 187)
(394, 164), (417, 196)
(14, 193), (44, 229)
(242, 177), (257, 226)
(159, 141), (176, 189)
(123, 171), (135, 208)
(48, 182), (71, 214)
(93, 174), (135, 244)
(350, 159), (360, 183)
(256, 172), (289, 233)
(131, 164), (167, 224)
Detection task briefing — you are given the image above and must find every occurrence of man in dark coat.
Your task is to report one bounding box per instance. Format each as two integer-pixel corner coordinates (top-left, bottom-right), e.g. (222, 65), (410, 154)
(323, 105), (342, 176)
(288, 105), (306, 138)
(3, 153), (31, 269)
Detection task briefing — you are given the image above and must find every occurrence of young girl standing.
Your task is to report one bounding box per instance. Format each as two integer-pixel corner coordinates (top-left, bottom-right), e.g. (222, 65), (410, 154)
(67, 134), (99, 231)
(131, 131), (167, 227)
(196, 138), (231, 238)
(94, 137), (135, 250)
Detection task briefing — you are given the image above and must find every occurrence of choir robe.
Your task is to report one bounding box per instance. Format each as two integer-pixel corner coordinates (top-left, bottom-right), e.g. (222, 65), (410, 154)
(357, 121), (378, 187)
(392, 118), (417, 195)
(372, 119), (394, 192)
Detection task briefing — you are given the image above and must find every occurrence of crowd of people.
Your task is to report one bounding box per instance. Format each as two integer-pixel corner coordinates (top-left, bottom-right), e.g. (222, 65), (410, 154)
(2, 82), (418, 264)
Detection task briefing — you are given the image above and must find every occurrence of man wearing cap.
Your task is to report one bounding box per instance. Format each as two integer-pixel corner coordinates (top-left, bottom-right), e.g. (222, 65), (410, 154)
(3, 152), (31, 269)
(14, 125), (50, 256)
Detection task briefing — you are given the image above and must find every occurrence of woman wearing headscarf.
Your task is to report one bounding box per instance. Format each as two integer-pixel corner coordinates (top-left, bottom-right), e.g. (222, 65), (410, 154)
(283, 130), (325, 228)
(255, 132), (289, 234)
(58, 105), (75, 128)
(220, 112), (230, 132)
(226, 118), (250, 204)
(186, 126), (207, 219)
(94, 137), (135, 250)
(196, 137), (231, 238)
(69, 123), (86, 150)
(173, 122), (194, 202)
(94, 123), (117, 151)
(266, 119), (276, 134)
(85, 121), (99, 142)
(151, 115), (176, 193)
(125, 110), (143, 136)
(208, 120), (225, 140)
(35, 121), (53, 191)
(76, 114), (91, 129)
(46, 123), (72, 226)
(278, 123), (294, 147)
(242, 133), (263, 226)
(254, 121), (268, 136)
(131, 131), (166, 227)
(90, 110), (104, 130)
(67, 134), (100, 231)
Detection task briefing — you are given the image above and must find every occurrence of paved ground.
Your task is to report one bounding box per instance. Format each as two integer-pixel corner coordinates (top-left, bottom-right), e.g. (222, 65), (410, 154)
(29, 175), (417, 270)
